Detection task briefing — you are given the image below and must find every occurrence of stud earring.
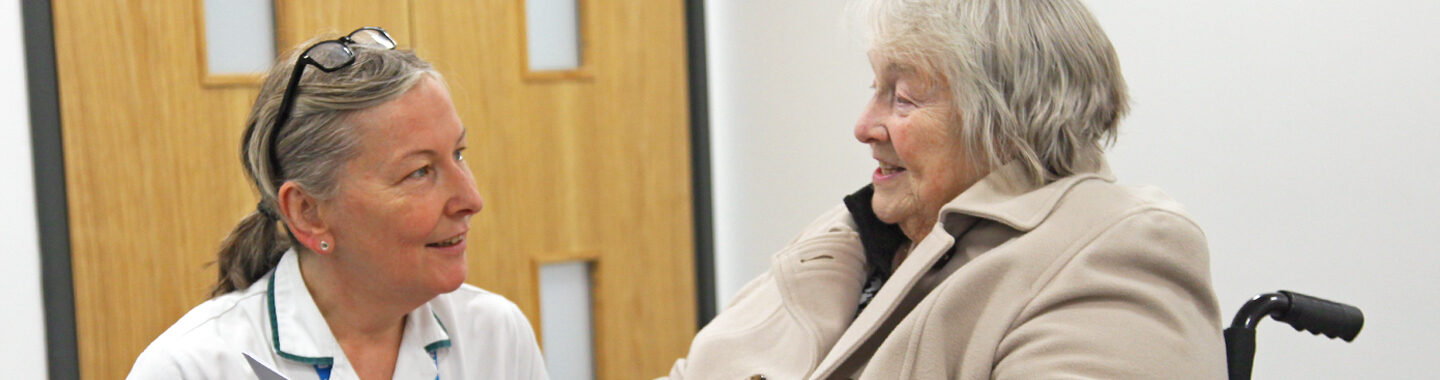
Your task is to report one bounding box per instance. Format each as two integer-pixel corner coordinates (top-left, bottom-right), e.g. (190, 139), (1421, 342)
(319, 241), (331, 251)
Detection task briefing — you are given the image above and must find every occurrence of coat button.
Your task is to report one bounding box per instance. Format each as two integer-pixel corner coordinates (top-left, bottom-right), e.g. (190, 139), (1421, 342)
(747, 375), (766, 380)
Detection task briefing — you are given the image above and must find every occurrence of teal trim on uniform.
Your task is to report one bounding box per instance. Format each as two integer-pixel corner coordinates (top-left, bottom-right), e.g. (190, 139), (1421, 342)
(268, 273), (335, 366)
(425, 312), (453, 352)
(424, 339), (453, 352)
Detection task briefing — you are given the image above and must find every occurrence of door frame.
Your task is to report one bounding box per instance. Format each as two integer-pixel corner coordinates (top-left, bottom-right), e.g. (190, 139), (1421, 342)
(684, 0), (717, 328)
(24, 0), (81, 378)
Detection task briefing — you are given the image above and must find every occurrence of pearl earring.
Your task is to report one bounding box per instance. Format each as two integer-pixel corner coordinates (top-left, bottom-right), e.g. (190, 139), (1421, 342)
(319, 241), (331, 251)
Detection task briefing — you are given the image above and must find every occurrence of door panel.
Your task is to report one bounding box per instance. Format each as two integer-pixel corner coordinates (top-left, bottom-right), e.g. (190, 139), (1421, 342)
(409, 1), (697, 377)
(52, 0), (694, 378)
(54, 1), (258, 377)
(273, 1), (412, 49)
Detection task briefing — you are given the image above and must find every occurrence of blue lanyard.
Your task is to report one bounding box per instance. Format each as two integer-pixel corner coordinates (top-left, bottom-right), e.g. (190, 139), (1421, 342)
(314, 351), (439, 380)
(314, 364), (332, 380)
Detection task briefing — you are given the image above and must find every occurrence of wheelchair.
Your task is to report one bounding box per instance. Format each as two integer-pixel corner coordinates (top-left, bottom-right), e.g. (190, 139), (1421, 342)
(1224, 290), (1364, 379)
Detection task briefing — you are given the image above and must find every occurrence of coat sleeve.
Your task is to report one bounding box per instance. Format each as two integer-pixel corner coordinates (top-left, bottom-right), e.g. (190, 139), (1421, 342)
(991, 209), (1228, 379)
(656, 271), (777, 380)
(659, 204), (860, 380)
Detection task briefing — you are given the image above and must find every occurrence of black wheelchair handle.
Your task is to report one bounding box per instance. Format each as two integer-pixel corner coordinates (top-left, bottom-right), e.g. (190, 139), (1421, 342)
(1225, 290), (1363, 380)
(1272, 290), (1364, 342)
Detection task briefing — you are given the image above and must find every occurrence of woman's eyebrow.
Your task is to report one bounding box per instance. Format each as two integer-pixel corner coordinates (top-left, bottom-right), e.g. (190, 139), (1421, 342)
(882, 61), (916, 77)
(397, 129), (467, 160)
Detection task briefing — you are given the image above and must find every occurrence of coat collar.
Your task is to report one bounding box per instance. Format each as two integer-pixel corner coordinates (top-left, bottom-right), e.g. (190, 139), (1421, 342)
(940, 158), (1115, 232)
(809, 159), (1114, 379)
(266, 250), (452, 366)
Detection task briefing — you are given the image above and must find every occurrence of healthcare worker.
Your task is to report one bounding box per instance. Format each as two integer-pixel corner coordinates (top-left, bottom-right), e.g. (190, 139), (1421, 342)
(128, 27), (549, 379)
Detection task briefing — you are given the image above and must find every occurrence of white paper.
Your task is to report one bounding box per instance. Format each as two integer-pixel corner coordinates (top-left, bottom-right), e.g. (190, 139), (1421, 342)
(243, 352), (290, 380)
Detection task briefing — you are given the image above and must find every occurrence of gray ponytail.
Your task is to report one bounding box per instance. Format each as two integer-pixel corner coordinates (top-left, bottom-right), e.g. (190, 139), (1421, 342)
(212, 34), (439, 297)
(213, 210), (288, 297)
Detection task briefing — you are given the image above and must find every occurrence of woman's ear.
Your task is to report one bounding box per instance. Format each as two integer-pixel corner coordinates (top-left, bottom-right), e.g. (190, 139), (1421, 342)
(277, 182), (332, 254)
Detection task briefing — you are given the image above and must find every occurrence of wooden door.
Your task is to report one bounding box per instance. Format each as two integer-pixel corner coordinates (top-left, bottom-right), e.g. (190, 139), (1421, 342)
(51, 0), (695, 378)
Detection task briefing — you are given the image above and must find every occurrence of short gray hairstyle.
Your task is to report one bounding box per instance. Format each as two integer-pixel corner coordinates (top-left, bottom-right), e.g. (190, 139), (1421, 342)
(213, 34), (440, 297)
(855, 0), (1128, 184)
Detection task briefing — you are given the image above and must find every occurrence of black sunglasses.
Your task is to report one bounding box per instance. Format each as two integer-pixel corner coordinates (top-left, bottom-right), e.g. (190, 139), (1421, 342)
(268, 26), (397, 178)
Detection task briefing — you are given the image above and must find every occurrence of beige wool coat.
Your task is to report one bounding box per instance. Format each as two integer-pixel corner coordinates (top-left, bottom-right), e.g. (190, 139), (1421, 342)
(664, 162), (1227, 379)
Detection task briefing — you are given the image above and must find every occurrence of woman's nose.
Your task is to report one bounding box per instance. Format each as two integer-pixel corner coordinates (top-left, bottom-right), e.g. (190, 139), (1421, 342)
(447, 168), (484, 217)
(854, 100), (888, 143)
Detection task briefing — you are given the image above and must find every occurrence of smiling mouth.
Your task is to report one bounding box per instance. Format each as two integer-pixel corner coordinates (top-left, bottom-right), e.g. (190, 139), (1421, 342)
(879, 162), (907, 175)
(427, 235), (464, 248)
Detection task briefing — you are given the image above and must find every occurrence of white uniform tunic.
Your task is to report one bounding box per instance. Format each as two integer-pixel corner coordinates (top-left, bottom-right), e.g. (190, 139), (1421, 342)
(127, 250), (549, 380)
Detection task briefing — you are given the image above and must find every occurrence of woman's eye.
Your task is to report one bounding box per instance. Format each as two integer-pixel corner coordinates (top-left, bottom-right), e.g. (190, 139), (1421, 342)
(408, 166), (431, 180)
(894, 94), (917, 113)
(453, 148), (466, 162)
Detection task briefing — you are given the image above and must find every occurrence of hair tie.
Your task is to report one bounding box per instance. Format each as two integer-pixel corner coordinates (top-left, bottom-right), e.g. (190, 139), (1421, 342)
(256, 201), (281, 220)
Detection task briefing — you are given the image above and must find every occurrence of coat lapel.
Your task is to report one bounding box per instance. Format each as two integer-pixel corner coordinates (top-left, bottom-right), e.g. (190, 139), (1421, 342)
(809, 225), (957, 379)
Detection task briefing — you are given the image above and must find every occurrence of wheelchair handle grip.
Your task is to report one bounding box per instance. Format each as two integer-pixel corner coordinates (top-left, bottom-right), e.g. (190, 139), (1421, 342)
(1272, 290), (1364, 342)
(1225, 290), (1362, 380)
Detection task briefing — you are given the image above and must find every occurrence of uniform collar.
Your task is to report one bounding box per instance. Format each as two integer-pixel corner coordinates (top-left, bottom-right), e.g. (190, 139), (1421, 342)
(267, 250), (452, 366)
(940, 158), (1115, 232)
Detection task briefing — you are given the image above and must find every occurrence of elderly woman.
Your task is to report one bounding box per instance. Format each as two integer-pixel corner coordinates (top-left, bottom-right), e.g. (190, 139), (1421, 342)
(128, 28), (548, 379)
(666, 1), (1225, 379)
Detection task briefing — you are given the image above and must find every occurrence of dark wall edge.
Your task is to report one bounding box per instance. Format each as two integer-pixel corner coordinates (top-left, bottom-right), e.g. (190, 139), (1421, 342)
(23, 0), (81, 378)
(684, 0), (718, 327)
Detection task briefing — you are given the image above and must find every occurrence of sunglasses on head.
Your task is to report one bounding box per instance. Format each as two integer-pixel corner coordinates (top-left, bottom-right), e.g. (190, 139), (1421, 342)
(267, 27), (397, 178)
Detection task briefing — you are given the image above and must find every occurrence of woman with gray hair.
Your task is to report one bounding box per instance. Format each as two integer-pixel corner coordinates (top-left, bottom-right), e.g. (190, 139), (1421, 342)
(665, 1), (1225, 379)
(128, 27), (548, 379)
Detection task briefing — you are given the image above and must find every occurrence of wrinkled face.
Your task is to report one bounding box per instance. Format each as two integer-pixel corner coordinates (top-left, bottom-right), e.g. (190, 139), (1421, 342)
(854, 53), (982, 240)
(321, 77), (481, 298)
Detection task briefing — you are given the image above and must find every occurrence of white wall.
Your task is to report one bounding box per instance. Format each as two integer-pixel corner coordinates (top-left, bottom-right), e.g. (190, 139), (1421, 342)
(706, 1), (1440, 378)
(705, 1), (875, 307)
(0, 0), (50, 378)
